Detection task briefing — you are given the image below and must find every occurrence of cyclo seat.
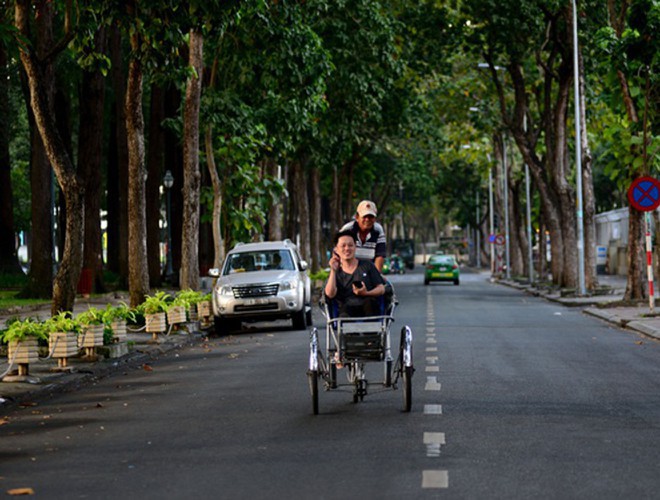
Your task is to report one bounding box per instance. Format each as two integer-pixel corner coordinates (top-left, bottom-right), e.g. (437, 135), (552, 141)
(320, 286), (396, 362)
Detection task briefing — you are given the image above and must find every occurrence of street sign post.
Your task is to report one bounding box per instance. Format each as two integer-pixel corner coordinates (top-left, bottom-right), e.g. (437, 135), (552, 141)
(628, 177), (660, 312)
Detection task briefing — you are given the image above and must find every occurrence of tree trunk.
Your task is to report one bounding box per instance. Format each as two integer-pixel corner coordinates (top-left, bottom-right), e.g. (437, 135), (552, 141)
(205, 126), (224, 269)
(146, 85), (165, 287)
(180, 28), (203, 290)
(267, 159), (283, 241)
(125, 30), (150, 307)
(309, 165), (322, 272)
(509, 178), (525, 277)
(624, 207), (646, 300)
(79, 28), (106, 294)
(164, 85), (183, 282)
(16, 0), (84, 314)
(293, 160), (310, 260)
(330, 165), (340, 233)
(579, 49), (598, 290)
(107, 25), (129, 285)
(0, 44), (23, 274)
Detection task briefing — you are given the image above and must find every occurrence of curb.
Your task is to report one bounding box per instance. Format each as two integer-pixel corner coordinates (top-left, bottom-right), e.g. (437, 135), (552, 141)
(0, 330), (209, 415)
(495, 278), (660, 341)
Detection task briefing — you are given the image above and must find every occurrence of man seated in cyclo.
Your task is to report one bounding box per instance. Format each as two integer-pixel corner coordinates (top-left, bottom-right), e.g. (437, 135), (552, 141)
(340, 199), (387, 273)
(324, 229), (386, 318)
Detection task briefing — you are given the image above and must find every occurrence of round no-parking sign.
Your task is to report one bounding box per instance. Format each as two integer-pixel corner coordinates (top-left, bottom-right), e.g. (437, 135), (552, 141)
(628, 176), (660, 212)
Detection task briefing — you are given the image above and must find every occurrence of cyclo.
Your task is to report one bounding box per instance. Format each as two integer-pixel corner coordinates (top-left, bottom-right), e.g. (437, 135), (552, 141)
(307, 285), (414, 415)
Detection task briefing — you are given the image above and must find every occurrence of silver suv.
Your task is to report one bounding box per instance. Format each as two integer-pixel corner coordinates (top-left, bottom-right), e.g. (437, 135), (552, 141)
(208, 240), (312, 335)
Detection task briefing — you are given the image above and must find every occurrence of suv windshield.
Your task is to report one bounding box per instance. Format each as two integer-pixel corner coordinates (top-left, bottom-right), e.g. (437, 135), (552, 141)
(223, 250), (295, 275)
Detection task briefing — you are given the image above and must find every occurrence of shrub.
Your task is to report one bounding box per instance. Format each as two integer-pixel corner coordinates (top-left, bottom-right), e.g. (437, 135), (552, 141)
(1, 317), (48, 343)
(44, 311), (81, 334)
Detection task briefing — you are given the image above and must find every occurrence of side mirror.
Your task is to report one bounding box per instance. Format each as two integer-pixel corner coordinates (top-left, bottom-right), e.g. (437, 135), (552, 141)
(208, 268), (220, 277)
(299, 260), (308, 271)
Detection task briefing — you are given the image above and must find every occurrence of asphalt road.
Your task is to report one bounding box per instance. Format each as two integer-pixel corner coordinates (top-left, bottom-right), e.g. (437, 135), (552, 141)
(1, 269), (660, 499)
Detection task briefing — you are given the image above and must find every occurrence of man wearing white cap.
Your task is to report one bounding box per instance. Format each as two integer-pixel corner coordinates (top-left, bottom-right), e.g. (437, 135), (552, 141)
(340, 199), (387, 272)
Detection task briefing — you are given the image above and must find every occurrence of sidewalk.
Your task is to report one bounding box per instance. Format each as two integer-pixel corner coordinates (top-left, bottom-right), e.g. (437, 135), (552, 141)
(497, 273), (660, 342)
(1, 294), (211, 413)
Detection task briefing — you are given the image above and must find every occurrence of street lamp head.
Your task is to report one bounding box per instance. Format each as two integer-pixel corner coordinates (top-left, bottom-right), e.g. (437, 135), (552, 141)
(163, 170), (174, 189)
(477, 62), (505, 71)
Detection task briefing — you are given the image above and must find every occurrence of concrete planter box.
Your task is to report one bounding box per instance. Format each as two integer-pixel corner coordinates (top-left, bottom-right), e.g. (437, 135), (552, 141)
(145, 312), (167, 333)
(6, 338), (39, 378)
(167, 306), (187, 325)
(49, 332), (79, 357)
(99, 342), (129, 359)
(8, 338), (39, 365)
(197, 301), (212, 318)
(49, 332), (79, 369)
(111, 320), (127, 343)
(79, 324), (104, 348)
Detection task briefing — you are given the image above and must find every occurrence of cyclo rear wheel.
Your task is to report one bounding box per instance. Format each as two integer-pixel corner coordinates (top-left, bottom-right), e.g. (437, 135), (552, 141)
(308, 371), (319, 415)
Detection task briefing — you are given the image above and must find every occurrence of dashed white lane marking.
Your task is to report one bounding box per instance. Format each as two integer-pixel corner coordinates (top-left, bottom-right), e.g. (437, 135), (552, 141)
(424, 432), (445, 457)
(426, 356), (438, 363)
(425, 347), (438, 352)
(424, 404), (443, 415)
(424, 432), (446, 445)
(422, 470), (449, 489)
(426, 338), (437, 344)
(425, 376), (441, 391)
(425, 366), (439, 372)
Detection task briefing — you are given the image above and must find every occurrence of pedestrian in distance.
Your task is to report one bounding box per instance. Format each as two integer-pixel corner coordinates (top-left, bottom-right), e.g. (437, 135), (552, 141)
(340, 199), (387, 272)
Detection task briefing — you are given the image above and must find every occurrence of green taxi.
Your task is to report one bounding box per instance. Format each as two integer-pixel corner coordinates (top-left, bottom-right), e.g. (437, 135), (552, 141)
(424, 254), (460, 286)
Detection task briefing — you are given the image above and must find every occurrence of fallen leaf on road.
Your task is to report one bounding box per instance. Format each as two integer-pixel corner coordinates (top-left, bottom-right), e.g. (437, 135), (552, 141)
(228, 353), (240, 359)
(0, 417), (10, 426)
(7, 488), (35, 495)
(635, 340), (644, 345)
(142, 364), (153, 372)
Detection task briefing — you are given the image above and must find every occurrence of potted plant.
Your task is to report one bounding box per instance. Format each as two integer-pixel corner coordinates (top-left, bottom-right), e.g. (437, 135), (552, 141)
(167, 291), (193, 325)
(197, 293), (213, 326)
(2, 318), (48, 377)
(140, 291), (171, 339)
(77, 307), (105, 358)
(101, 303), (135, 343)
(44, 311), (80, 369)
(176, 289), (203, 321)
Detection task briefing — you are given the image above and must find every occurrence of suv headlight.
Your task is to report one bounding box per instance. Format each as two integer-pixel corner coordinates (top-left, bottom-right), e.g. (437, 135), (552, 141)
(280, 279), (297, 291)
(218, 285), (233, 296)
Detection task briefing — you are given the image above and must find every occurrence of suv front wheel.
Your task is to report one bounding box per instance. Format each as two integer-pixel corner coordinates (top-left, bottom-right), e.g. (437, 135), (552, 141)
(214, 316), (240, 336)
(292, 309), (307, 330)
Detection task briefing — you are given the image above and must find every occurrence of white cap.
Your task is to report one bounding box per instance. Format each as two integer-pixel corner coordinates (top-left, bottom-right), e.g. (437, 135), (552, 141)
(356, 200), (377, 217)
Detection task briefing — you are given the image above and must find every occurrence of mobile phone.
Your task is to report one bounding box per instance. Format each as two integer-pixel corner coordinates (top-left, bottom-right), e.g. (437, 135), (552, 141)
(353, 280), (363, 288)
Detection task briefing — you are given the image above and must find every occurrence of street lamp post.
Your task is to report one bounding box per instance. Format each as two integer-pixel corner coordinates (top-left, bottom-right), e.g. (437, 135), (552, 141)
(502, 137), (511, 279)
(488, 159), (495, 278)
(572, 0), (586, 295)
(476, 189), (481, 268)
(163, 170), (174, 282)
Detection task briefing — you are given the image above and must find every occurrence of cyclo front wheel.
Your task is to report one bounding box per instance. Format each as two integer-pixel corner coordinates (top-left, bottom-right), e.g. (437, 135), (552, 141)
(402, 366), (412, 412)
